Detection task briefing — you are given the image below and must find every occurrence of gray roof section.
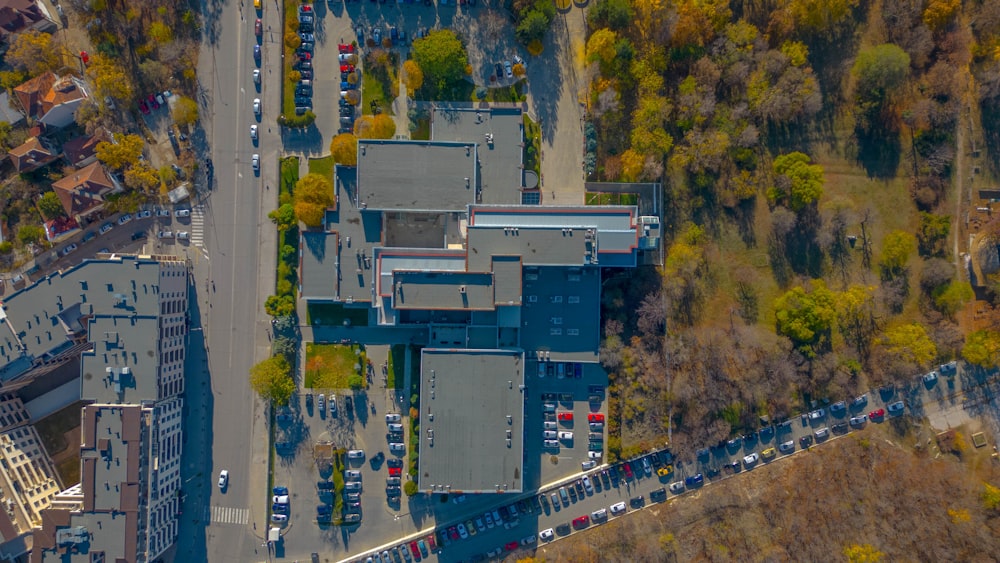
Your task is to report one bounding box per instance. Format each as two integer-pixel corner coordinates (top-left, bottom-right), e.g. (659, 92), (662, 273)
(0, 92), (25, 126)
(80, 316), (160, 404)
(466, 226), (593, 271)
(0, 257), (166, 381)
(300, 231), (339, 301)
(431, 107), (525, 204)
(521, 267), (601, 362)
(418, 349), (525, 494)
(356, 140), (478, 212)
(375, 248), (467, 298)
(392, 271), (494, 311)
(492, 256), (522, 306)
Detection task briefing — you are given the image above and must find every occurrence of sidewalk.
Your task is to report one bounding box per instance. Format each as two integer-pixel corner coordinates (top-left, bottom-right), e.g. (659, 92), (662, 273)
(392, 53), (411, 140)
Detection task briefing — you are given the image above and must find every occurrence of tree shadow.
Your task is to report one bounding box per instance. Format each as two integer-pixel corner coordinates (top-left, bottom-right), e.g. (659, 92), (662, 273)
(856, 129), (902, 180)
(524, 11), (571, 146)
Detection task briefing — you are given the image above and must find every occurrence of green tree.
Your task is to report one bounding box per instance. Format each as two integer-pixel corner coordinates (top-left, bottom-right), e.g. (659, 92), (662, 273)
(662, 224), (706, 325)
(411, 29), (469, 96)
(265, 294), (296, 317)
(933, 280), (973, 318)
(0, 70), (28, 92)
(982, 483), (1000, 511)
(852, 44), (910, 103)
(771, 152), (824, 211)
(347, 374), (364, 390)
(38, 192), (65, 219)
(916, 212), (950, 257)
(272, 336), (297, 360)
(962, 330), (1000, 368)
(17, 225), (44, 246)
(96, 133), (145, 170)
(774, 279), (837, 356)
(293, 173), (334, 228)
(171, 96), (199, 128)
(330, 133), (358, 166)
(587, 0), (633, 30)
(0, 241), (12, 254)
(879, 230), (916, 279)
(880, 323), (937, 368)
(403, 480), (418, 496)
(789, 0), (859, 33)
(516, 10), (551, 44)
(148, 21), (173, 43)
(249, 354), (295, 406)
(586, 29), (618, 65)
(268, 204), (297, 232)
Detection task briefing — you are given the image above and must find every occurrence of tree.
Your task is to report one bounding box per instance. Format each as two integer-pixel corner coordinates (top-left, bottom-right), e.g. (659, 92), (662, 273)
(96, 133), (144, 170)
(773, 279), (837, 356)
(38, 192), (65, 219)
(401, 60), (424, 95)
(843, 544), (885, 563)
(0, 242), (12, 255)
(933, 280), (973, 318)
(983, 483), (1000, 511)
(347, 374), (364, 390)
(411, 29), (469, 95)
(403, 480), (418, 496)
(273, 336), (297, 360)
(17, 224), (44, 246)
(353, 114), (396, 139)
(662, 225), (707, 325)
(269, 204), (296, 232)
(771, 152), (824, 211)
(330, 133), (358, 166)
(138, 60), (172, 90)
(836, 285), (879, 360)
(124, 162), (160, 193)
(852, 44), (910, 102)
(265, 294), (296, 317)
(789, 0), (859, 33)
(7, 31), (62, 75)
(917, 212), (950, 257)
(586, 29), (618, 65)
(879, 230), (915, 279)
(87, 54), (133, 101)
(250, 355), (295, 406)
(293, 173), (334, 228)
(171, 96), (199, 127)
(880, 323), (937, 368)
(587, 0), (633, 30)
(962, 330), (1000, 368)
(516, 10), (551, 45)
(148, 21), (173, 43)
(922, 0), (960, 30)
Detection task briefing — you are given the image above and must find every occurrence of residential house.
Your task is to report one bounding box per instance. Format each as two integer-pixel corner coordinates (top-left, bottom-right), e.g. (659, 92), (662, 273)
(50, 162), (118, 222)
(61, 131), (106, 169)
(6, 136), (59, 173)
(0, 0), (56, 43)
(42, 215), (79, 243)
(13, 72), (89, 129)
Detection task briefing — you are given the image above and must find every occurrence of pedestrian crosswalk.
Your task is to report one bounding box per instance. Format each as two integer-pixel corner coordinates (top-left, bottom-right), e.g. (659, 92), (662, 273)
(190, 205), (205, 248)
(208, 505), (249, 525)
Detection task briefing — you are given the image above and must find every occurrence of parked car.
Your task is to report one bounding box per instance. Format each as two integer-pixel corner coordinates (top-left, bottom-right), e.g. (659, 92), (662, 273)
(99, 223), (114, 235)
(610, 501), (626, 515)
(778, 440), (795, 453)
(850, 415), (867, 427)
(669, 481), (684, 493)
(743, 452), (760, 468)
(252, 154), (260, 172)
(814, 427), (830, 440)
(869, 408), (885, 420)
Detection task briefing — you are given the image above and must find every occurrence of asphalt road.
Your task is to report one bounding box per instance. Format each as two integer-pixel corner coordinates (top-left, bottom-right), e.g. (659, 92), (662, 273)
(172, 1), (278, 562)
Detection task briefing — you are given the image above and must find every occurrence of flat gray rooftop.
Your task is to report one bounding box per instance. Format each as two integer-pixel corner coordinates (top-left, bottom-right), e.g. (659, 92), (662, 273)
(521, 267), (601, 362)
(467, 226), (592, 271)
(432, 107), (525, 205)
(81, 316), (160, 403)
(392, 271), (494, 311)
(300, 231), (338, 301)
(0, 257), (166, 382)
(356, 140), (478, 212)
(418, 349), (524, 494)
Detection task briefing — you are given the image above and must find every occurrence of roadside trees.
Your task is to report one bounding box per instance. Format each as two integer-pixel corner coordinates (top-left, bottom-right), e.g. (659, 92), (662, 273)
(293, 173), (334, 228)
(250, 355), (296, 406)
(411, 29), (468, 97)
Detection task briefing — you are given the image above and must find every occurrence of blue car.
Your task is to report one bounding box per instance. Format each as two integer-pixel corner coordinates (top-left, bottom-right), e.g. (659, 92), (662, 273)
(272, 504), (289, 514)
(273, 486), (288, 496)
(254, 45), (260, 59)
(684, 473), (704, 487)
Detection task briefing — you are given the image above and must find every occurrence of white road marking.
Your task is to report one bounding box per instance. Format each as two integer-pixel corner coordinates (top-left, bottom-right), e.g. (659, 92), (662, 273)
(210, 505), (250, 525)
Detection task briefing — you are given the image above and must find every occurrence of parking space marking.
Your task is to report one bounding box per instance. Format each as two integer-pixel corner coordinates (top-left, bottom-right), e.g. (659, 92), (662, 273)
(191, 206), (205, 247)
(210, 505), (249, 525)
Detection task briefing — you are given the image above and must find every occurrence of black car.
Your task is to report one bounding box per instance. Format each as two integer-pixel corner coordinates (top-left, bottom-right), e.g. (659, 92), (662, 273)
(299, 69), (313, 79)
(317, 504), (333, 514)
(299, 42), (314, 53)
(317, 480), (334, 490)
(340, 109), (354, 117)
(494, 62), (503, 77)
(295, 106), (310, 115)
(649, 487), (667, 503)
(629, 495), (645, 508)
(832, 422), (849, 434)
(294, 97), (312, 106)
(338, 127), (353, 134)
(296, 87), (313, 97)
(387, 458), (403, 469)
(608, 465), (619, 482)
(799, 434), (814, 447)
(131, 231), (147, 241)
(759, 426), (774, 440)
(386, 486), (401, 497)
(574, 480), (585, 496)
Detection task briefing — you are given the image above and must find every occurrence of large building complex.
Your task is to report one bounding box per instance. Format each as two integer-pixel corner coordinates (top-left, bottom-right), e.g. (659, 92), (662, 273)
(300, 106), (660, 494)
(0, 255), (188, 563)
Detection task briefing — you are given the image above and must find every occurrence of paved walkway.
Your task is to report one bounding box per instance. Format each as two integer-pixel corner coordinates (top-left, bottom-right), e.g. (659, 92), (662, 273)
(392, 51), (411, 139)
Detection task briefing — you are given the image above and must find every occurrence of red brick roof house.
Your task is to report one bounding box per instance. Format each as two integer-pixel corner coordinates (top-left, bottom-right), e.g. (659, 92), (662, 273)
(61, 131), (106, 169)
(43, 215), (79, 243)
(50, 162), (120, 221)
(6, 136), (59, 173)
(0, 0), (57, 43)
(13, 71), (55, 120)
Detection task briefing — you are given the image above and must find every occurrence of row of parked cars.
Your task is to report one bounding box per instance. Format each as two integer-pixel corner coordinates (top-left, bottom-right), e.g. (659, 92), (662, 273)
(384, 414), (405, 499)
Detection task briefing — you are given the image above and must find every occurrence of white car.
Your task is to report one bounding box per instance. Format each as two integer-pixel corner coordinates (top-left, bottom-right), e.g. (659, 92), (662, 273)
(588, 450), (602, 459)
(99, 223), (113, 234)
(539, 528), (554, 541)
(176, 231), (189, 240)
(591, 508), (607, 521)
(271, 514), (287, 523)
(582, 460), (597, 470)
(117, 214), (133, 225)
(61, 243), (78, 256)
(543, 421), (557, 430)
(156, 209), (171, 217)
(138, 210), (152, 218)
(743, 452), (760, 468)
(218, 469), (229, 489)
(250, 124), (258, 141)
(252, 154), (260, 171)
(544, 439), (559, 448)
(272, 495), (289, 505)
(253, 69), (261, 84)
(520, 534), (536, 546)
(253, 98), (261, 115)
(174, 209), (191, 218)
(542, 430), (557, 439)
(457, 523), (469, 539)
(609, 501), (627, 516)
(387, 423), (404, 433)
(389, 442), (405, 453)
(385, 413), (402, 423)
(504, 60), (513, 78)
(582, 475), (593, 494)
(344, 481), (362, 492)
(344, 470), (362, 481)
(347, 449), (365, 459)
(558, 431), (573, 440)
(158, 231), (174, 239)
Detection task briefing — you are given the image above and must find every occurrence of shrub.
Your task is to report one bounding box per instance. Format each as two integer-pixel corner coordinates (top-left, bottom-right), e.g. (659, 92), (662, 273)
(404, 480), (418, 496)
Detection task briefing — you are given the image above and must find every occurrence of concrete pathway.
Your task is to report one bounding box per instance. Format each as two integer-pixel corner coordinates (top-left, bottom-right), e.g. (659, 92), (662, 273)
(392, 52), (411, 139)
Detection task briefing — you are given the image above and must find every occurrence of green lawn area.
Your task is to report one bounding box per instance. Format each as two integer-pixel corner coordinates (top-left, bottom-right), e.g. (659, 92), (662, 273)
(306, 303), (369, 326)
(280, 156), (299, 196)
(411, 115), (430, 140)
(331, 451), (345, 524)
(305, 343), (367, 389)
(308, 155), (335, 182)
(524, 114), (541, 174)
(361, 51), (397, 116)
(585, 192), (638, 205)
(388, 344), (406, 390)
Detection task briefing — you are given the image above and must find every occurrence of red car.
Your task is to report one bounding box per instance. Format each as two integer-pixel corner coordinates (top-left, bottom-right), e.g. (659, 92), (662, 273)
(504, 541), (519, 551)
(338, 43), (356, 53)
(409, 540), (421, 561)
(388, 467), (401, 477)
(622, 462), (634, 479)
(255, 18), (262, 36)
(80, 51), (89, 65)
(340, 64), (355, 73)
(557, 412), (573, 422)
(298, 51), (312, 61)
(572, 515), (590, 528)
(868, 408), (885, 420)
(300, 3), (312, 11)
(148, 94), (159, 109)
(588, 413), (605, 423)
(139, 100), (150, 114)
(425, 534), (438, 552)
(448, 526), (459, 540)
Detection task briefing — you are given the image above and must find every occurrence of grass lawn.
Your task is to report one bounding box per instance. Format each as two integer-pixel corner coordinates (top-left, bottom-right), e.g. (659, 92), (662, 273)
(524, 113), (541, 174)
(280, 156), (299, 196)
(305, 343), (366, 389)
(34, 402), (85, 454)
(585, 192), (638, 205)
(331, 451), (345, 524)
(388, 344), (406, 390)
(411, 115), (431, 140)
(306, 303), (369, 326)
(308, 155), (335, 182)
(361, 51), (397, 116)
